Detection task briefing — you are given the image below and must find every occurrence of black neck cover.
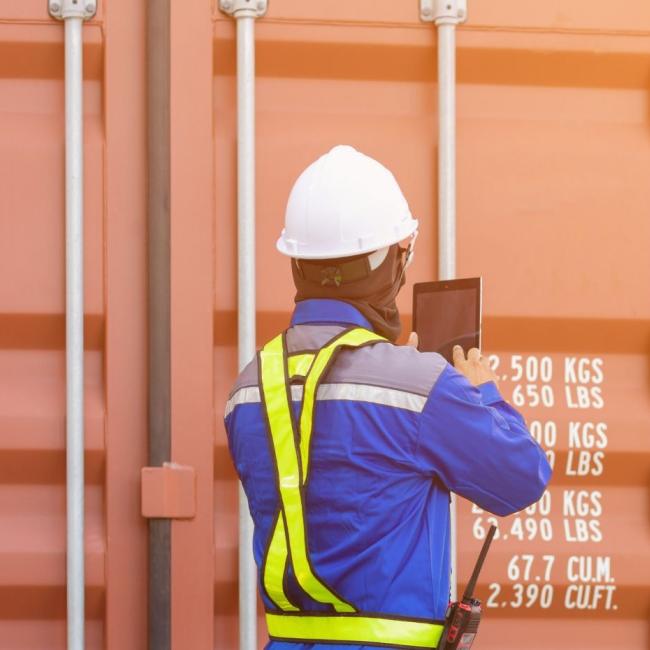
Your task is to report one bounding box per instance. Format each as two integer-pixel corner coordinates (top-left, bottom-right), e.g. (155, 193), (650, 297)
(291, 244), (406, 342)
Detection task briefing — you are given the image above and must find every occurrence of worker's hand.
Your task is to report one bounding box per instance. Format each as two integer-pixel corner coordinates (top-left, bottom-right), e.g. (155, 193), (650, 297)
(452, 346), (499, 386)
(406, 332), (419, 348)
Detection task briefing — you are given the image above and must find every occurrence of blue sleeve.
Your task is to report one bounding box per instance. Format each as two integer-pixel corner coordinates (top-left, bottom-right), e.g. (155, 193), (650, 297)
(415, 363), (552, 516)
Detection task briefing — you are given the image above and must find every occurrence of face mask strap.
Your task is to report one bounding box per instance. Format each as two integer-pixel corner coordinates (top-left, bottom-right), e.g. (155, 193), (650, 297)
(404, 230), (418, 269)
(397, 231), (418, 284)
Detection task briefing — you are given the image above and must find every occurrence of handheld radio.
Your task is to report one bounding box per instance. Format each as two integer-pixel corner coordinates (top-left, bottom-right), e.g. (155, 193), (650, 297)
(438, 525), (497, 650)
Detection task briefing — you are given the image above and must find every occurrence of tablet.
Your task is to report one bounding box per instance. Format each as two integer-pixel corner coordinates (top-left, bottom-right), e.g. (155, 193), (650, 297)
(412, 277), (482, 363)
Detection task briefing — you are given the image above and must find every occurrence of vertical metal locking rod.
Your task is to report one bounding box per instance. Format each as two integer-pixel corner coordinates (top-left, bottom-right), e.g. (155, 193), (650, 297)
(48, 1), (97, 648)
(65, 15), (85, 650)
(218, 2), (267, 649)
(421, 0), (467, 602)
(437, 18), (458, 283)
(236, 15), (257, 650)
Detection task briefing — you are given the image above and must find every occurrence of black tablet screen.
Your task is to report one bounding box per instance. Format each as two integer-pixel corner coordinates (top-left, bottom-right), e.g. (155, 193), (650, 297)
(413, 279), (482, 363)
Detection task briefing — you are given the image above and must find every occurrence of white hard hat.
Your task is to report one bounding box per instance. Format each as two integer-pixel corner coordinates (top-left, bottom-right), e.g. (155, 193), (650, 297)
(277, 145), (418, 260)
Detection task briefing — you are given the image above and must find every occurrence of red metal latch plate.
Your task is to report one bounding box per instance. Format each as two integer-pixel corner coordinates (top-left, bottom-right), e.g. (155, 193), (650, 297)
(141, 463), (196, 519)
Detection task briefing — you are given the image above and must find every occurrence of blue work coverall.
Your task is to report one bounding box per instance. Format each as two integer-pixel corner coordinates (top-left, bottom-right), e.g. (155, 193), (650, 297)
(224, 298), (552, 650)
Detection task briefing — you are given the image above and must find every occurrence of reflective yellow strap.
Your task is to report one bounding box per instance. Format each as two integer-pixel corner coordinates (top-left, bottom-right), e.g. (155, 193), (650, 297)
(261, 329), (386, 613)
(263, 513), (299, 612)
(299, 328), (385, 481)
(259, 334), (355, 613)
(266, 613), (443, 649)
(288, 352), (315, 378)
(263, 353), (313, 610)
(261, 352), (316, 610)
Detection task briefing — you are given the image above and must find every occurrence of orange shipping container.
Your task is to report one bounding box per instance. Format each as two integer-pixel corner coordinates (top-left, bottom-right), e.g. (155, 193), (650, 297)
(0, 0), (648, 648)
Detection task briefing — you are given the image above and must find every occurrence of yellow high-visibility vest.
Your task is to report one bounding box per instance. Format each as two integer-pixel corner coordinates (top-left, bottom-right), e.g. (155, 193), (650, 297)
(258, 327), (444, 649)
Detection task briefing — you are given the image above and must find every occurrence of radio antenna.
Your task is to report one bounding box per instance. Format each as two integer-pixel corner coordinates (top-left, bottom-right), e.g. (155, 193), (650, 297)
(463, 525), (497, 600)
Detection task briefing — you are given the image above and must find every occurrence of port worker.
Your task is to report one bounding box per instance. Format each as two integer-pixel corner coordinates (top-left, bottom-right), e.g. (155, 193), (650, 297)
(224, 145), (552, 649)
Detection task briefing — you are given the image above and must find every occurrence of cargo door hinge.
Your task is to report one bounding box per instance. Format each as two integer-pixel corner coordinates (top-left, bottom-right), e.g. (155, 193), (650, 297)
(219, 0), (268, 18)
(420, 0), (467, 24)
(48, 0), (97, 20)
(141, 463), (196, 520)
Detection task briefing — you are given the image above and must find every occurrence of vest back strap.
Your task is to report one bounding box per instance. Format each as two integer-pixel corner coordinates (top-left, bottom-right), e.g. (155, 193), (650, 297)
(260, 327), (387, 613)
(266, 612), (444, 649)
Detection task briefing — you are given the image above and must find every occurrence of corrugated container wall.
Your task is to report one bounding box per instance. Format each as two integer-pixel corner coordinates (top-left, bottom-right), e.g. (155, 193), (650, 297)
(0, 0), (648, 648)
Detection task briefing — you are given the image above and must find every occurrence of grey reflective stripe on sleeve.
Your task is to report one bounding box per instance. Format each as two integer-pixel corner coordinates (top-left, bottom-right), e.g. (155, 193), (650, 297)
(225, 386), (262, 417)
(318, 384), (426, 412)
(224, 383), (427, 418)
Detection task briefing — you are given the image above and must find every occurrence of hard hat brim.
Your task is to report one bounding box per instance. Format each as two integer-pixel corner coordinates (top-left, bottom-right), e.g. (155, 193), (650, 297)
(276, 219), (419, 260)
